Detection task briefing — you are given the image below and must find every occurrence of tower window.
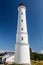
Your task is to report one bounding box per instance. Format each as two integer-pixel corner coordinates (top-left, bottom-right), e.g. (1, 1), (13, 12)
(21, 37), (23, 40)
(21, 28), (23, 30)
(21, 20), (23, 22)
(21, 12), (23, 15)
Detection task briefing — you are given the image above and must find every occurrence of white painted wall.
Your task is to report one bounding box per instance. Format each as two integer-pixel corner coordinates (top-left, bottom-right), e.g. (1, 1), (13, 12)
(16, 6), (28, 44)
(15, 4), (31, 65)
(15, 44), (30, 64)
(16, 34), (28, 44)
(17, 6), (27, 33)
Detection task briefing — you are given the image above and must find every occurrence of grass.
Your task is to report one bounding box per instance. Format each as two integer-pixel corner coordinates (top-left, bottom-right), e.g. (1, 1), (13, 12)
(31, 60), (43, 65)
(4, 60), (43, 65)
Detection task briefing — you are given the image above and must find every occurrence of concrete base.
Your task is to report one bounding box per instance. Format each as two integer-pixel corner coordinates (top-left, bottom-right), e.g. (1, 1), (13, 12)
(14, 63), (30, 65)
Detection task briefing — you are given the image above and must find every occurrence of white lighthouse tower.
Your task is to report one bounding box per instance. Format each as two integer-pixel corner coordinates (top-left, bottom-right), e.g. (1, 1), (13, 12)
(15, 3), (31, 65)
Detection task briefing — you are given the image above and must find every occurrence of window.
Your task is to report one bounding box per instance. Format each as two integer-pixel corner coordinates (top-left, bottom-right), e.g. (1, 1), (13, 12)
(21, 37), (23, 40)
(21, 20), (23, 22)
(21, 12), (23, 15)
(21, 28), (23, 30)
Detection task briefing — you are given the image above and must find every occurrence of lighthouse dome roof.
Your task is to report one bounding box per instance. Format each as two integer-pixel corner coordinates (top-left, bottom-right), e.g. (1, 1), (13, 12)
(19, 3), (25, 7)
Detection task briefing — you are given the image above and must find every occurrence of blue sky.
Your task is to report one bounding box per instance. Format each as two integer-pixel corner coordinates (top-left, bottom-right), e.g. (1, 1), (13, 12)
(0, 0), (43, 52)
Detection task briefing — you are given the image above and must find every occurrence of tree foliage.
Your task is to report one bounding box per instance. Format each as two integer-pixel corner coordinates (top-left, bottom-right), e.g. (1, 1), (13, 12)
(30, 48), (43, 60)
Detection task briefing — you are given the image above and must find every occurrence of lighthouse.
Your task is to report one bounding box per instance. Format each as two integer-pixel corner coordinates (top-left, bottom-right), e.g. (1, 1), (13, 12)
(15, 3), (31, 65)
